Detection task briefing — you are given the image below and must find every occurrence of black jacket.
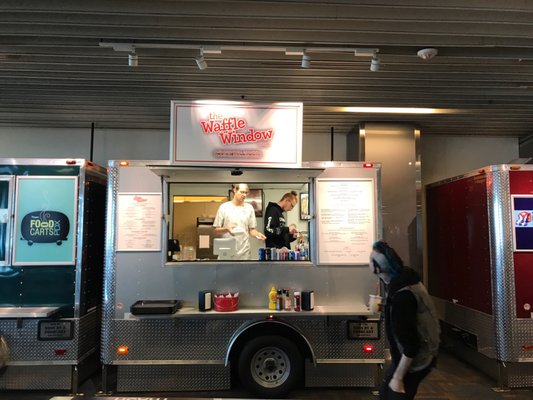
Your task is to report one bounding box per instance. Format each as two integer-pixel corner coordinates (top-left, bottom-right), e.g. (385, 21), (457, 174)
(264, 202), (295, 248)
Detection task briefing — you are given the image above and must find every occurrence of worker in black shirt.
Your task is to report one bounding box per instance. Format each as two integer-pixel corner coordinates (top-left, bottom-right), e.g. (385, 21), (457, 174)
(369, 240), (440, 400)
(264, 191), (298, 249)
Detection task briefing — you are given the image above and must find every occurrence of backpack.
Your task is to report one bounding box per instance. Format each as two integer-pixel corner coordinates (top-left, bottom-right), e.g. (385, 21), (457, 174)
(396, 282), (441, 371)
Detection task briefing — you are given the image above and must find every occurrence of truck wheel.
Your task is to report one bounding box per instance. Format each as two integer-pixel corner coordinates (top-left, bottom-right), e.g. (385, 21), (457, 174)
(237, 335), (303, 398)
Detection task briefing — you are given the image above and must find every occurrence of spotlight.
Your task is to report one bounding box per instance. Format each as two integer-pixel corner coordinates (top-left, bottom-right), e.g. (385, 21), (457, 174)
(128, 50), (138, 67)
(195, 49), (208, 70)
(301, 51), (311, 68)
(370, 55), (380, 72)
(195, 54), (207, 70)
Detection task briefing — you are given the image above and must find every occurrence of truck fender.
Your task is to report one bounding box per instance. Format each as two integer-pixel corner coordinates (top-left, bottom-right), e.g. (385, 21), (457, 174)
(224, 319), (316, 367)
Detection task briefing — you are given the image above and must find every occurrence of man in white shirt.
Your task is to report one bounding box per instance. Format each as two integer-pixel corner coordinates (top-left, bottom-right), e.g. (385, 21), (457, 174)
(213, 183), (266, 260)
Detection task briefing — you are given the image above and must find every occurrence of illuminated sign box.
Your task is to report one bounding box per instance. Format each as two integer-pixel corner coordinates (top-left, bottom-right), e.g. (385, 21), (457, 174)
(170, 100), (302, 167)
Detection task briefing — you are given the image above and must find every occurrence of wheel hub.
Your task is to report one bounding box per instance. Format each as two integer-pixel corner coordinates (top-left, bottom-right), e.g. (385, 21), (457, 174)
(250, 346), (291, 388)
(263, 357), (277, 371)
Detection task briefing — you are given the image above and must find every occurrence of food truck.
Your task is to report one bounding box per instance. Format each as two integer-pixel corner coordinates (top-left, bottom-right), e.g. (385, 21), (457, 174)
(426, 164), (533, 389)
(0, 158), (107, 392)
(100, 101), (385, 397)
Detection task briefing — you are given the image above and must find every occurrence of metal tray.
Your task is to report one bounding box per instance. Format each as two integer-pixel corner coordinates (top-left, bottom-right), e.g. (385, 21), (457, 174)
(130, 300), (182, 315)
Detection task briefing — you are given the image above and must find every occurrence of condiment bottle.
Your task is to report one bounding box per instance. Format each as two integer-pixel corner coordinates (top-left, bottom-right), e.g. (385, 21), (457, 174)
(293, 291), (301, 311)
(268, 287), (277, 310)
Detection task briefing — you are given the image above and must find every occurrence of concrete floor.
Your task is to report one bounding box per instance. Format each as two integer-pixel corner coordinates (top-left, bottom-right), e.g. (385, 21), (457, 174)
(1, 350), (532, 400)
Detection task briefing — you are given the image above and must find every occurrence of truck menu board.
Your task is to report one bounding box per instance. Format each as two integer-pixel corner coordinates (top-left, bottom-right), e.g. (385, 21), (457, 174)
(117, 193), (162, 251)
(316, 178), (376, 265)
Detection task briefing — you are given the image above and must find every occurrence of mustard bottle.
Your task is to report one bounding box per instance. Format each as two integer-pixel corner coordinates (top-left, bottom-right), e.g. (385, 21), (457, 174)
(268, 287), (277, 310)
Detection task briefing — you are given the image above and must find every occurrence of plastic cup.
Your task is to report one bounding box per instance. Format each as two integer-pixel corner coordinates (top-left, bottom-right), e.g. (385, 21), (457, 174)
(368, 294), (382, 313)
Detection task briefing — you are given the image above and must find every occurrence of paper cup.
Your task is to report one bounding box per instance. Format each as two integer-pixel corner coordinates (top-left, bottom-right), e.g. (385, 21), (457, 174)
(368, 294), (382, 313)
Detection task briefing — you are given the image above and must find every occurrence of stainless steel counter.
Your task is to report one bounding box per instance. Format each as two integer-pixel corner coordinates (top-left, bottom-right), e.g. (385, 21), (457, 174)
(0, 306), (60, 318)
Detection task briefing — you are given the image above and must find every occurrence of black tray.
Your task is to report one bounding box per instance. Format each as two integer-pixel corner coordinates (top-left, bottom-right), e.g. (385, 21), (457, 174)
(130, 300), (182, 315)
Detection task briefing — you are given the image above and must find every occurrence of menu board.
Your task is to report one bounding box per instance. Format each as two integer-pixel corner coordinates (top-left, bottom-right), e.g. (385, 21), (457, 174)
(117, 193), (162, 251)
(316, 178), (376, 265)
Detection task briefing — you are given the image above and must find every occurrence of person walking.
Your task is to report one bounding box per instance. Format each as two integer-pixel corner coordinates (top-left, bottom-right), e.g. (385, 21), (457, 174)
(369, 240), (440, 399)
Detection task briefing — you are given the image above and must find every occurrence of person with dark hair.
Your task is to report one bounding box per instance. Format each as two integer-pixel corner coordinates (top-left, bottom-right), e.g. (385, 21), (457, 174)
(264, 191), (298, 249)
(369, 240), (440, 400)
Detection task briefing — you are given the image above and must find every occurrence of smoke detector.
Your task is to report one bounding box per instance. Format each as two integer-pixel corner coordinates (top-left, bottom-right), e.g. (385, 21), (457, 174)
(417, 48), (438, 60)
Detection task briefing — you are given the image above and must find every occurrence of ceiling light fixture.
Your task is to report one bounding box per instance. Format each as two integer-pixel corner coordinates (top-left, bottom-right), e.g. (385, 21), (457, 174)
(100, 41), (380, 68)
(202, 45), (222, 55)
(195, 48), (208, 70)
(417, 48), (438, 60)
(370, 54), (380, 72)
(285, 47), (305, 56)
(301, 51), (311, 68)
(341, 106), (458, 114)
(354, 48), (376, 57)
(128, 48), (138, 67)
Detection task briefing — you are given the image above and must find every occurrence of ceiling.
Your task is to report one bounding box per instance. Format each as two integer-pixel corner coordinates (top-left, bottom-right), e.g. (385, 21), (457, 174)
(2, 0), (533, 139)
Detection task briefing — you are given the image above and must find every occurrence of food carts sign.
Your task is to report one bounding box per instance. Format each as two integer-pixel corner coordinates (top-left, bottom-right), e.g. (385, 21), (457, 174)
(171, 101), (303, 167)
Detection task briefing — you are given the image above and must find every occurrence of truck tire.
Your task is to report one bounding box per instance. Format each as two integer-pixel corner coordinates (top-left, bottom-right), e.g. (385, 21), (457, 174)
(237, 335), (303, 398)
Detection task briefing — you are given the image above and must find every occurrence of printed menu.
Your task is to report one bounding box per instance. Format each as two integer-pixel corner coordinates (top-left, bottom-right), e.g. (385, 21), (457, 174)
(316, 179), (376, 264)
(117, 193), (162, 251)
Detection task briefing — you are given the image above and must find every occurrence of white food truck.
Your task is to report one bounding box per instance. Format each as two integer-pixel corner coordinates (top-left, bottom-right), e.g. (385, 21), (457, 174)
(100, 101), (385, 397)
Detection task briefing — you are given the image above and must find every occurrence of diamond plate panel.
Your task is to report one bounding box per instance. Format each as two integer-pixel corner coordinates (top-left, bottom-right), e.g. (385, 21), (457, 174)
(505, 362), (533, 388)
(109, 317), (385, 363)
(433, 297), (496, 358)
(487, 170), (533, 364)
(101, 163), (119, 364)
(117, 364), (229, 392)
(515, 320), (533, 361)
(0, 319), (79, 361)
(487, 169), (517, 361)
(291, 318), (386, 360)
(0, 365), (71, 390)
(111, 318), (246, 360)
(0, 312), (99, 362)
(305, 361), (377, 387)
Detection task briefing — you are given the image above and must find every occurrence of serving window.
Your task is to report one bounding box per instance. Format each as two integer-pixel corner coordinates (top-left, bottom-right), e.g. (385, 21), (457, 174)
(166, 182), (309, 262)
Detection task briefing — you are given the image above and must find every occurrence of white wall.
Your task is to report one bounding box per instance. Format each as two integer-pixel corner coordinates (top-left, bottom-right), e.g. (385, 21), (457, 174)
(0, 127), (169, 167)
(0, 127), (92, 159)
(0, 127), (520, 181)
(303, 133), (348, 161)
(0, 127), (346, 165)
(421, 135), (519, 185)
(93, 129), (168, 165)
